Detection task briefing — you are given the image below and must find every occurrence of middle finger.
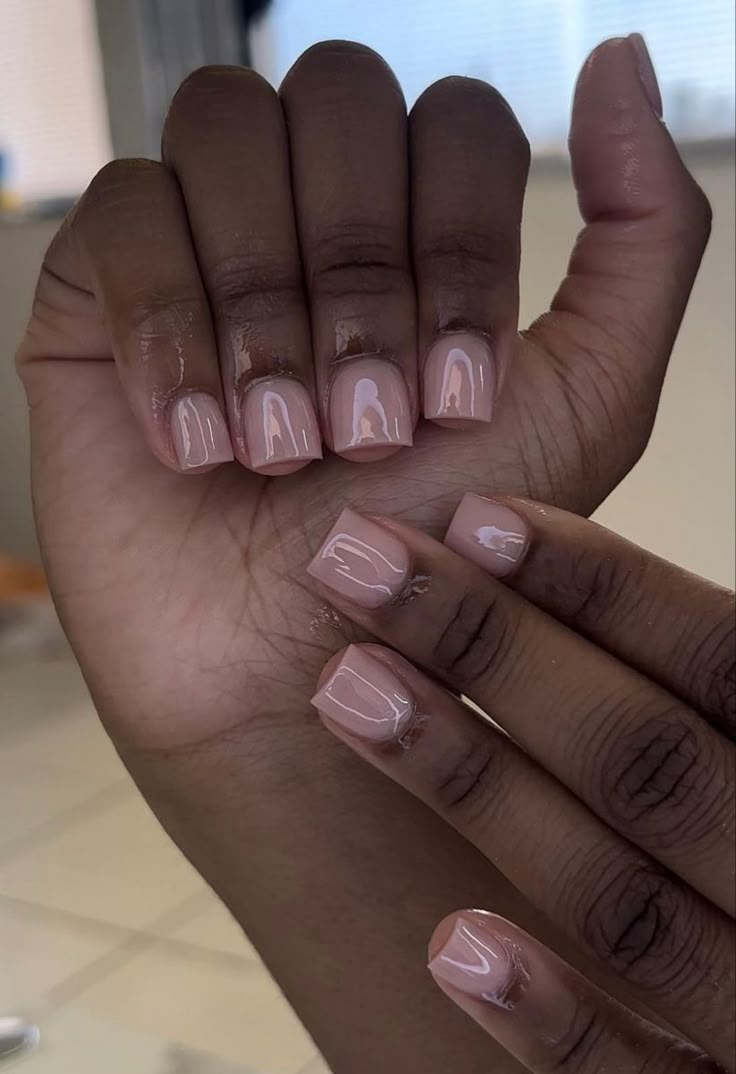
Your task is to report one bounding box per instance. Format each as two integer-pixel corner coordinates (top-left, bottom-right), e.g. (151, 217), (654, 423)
(281, 42), (417, 461)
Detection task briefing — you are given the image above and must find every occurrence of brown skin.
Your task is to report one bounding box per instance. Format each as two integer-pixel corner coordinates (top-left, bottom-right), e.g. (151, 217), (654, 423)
(310, 500), (735, 1070)
(16, 39), (712, 1074)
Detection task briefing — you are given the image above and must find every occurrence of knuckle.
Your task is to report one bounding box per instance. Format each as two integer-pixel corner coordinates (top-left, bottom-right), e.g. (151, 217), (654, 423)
(431, 590), (512, 688)
(123, 294), (208, 348)
(682, 176), (713, 242)
(549, 1004), (607, 1071)
(281, 40), (401, 96)
(163, 65), (274, 152)
(580, 858), (696, 993)
(414, 77), (526, 140)
(77, 159), (172, 244)
(415, 227), (520, 290)
(83, 158), (167, 213)
(206, 253), (304, 321)
(431, 736), (499, 819)
(596, 709), (722, 851)
(689, 605), (736, 733)
(307, 223), (409, 300)
(542, 538), (649, 633)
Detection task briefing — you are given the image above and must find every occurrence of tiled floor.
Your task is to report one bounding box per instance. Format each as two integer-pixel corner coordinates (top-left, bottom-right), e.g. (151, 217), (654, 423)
(0, 644), (331, 1074)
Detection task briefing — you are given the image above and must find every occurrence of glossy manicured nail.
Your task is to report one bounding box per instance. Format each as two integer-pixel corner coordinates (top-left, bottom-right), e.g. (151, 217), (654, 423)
(170, 393), (233, 469)
(312, 645), (415, 743)
(628, 33), (663, 118)
(329, 358), (413, 454)
(445, 494), (529, 578)
(243, 378), (322, 471)
(428, 912), (523, 1007)
(307, 508), (410, 609)
(423, 333), (495, 423)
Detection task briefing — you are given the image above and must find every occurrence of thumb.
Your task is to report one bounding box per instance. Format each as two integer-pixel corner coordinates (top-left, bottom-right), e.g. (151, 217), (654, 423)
(529, 35), (711, 457)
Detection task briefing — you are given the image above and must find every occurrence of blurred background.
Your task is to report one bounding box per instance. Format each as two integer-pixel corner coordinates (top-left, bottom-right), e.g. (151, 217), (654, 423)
(0, 2), (733, 1072)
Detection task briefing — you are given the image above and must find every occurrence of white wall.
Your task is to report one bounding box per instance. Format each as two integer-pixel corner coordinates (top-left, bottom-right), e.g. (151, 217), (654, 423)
(1, 145), (734, 584)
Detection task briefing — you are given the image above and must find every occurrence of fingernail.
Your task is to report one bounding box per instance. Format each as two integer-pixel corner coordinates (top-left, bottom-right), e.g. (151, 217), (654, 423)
(307, 508), (410, 609)
(329, 358), (413, 454)
(628, 34), (663, 118)
(312, 645), (415, 743)
(243, 377), (322, 471)
(428, 912), (523, 1007)
(445, 494), (529, 578)
(423, 333), (495, 423)
(170, 393), (234, 469)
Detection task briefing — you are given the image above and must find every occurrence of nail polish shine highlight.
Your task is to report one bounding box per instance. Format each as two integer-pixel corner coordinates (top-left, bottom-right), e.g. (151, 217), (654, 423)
(445, 495), (529, 578)
(312, 645), (415, 743)
(170, 393), (233, 470)
(307, 508), (410, 609)
(243, 378), (322, 471)
(428, 912), (526, 1008)
(329, 358), (413, 454)
(423, 333), (495, 423)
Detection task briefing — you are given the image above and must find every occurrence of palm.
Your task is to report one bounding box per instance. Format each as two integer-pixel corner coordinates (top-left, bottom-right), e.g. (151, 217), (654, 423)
(27, 323), (632, 752)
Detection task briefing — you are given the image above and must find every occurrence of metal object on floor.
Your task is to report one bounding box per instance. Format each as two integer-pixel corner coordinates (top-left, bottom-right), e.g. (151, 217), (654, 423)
(0, 1018), (40, 1063)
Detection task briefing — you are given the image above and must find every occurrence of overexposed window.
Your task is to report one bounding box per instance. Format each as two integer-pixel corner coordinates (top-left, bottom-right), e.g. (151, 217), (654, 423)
(0, 0), (111, 203)
(252, 0), (736, 151)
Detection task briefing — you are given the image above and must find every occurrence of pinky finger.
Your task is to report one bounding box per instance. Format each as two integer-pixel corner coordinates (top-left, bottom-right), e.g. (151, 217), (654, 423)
(428, 911), (725, 1074)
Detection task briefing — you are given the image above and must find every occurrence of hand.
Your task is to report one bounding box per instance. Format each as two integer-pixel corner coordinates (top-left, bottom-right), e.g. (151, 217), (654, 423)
(308, 494), (735, 1071)
(16, 37), (713, 1074)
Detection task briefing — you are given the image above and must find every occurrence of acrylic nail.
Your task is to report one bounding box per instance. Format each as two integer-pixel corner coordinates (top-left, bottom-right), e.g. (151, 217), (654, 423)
(329, 357), (413, 454)
(307, 508), (410, 609)
(445, 494), (529, 578)
(243, 377), (322, 471)
(423, 333), (495, 423)
(428, 911), (526, 1008)
(170, 392), (233, 469)
(312, 645), (415, 743)
(628, 33), (663, 119)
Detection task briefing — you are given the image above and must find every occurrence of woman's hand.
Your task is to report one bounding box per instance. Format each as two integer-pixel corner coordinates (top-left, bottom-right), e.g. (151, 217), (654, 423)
(308, 495), (735, 1071)
(15, 36), (716, 1074)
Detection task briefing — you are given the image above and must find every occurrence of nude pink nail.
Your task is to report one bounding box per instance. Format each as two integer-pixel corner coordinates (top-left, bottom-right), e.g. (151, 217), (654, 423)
(170, 393), (234, 469)
(423, 333), (495, 423)
(312, 645), (415, 743)
(307, 508), (410, 609)
(445, 494), (529, 578)
(329, 358), (413, 454)
(428, 912), (523, 1007)
(243, 378), (322, 471)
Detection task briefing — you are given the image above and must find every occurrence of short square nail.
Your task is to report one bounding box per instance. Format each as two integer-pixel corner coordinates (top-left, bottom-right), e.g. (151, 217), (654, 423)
(307, 508), (410, 609)
(243, 377), (322, 471)
(170, 393), (234, 469)
(445, 494), (528, 578)
(428, 913), (520, 1006)
(311, 645), (415, 743)
(423, 333), (495, 423)
(329, 358), (413, 454)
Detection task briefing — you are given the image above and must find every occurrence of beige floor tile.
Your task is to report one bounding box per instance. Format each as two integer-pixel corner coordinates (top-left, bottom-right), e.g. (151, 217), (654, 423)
(17, 1005), (251, 1074)
(159, 889), (261, 963)
(296, 1057), (334, 1074)
(0, 897), (125, 1010)
(0, 792), (203, 929)
(73, 941), (317, 1074)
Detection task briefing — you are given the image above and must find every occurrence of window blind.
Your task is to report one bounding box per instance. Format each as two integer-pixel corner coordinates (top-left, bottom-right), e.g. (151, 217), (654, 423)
(252, 0), (736, 149)
(0, 0), (111, 202)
